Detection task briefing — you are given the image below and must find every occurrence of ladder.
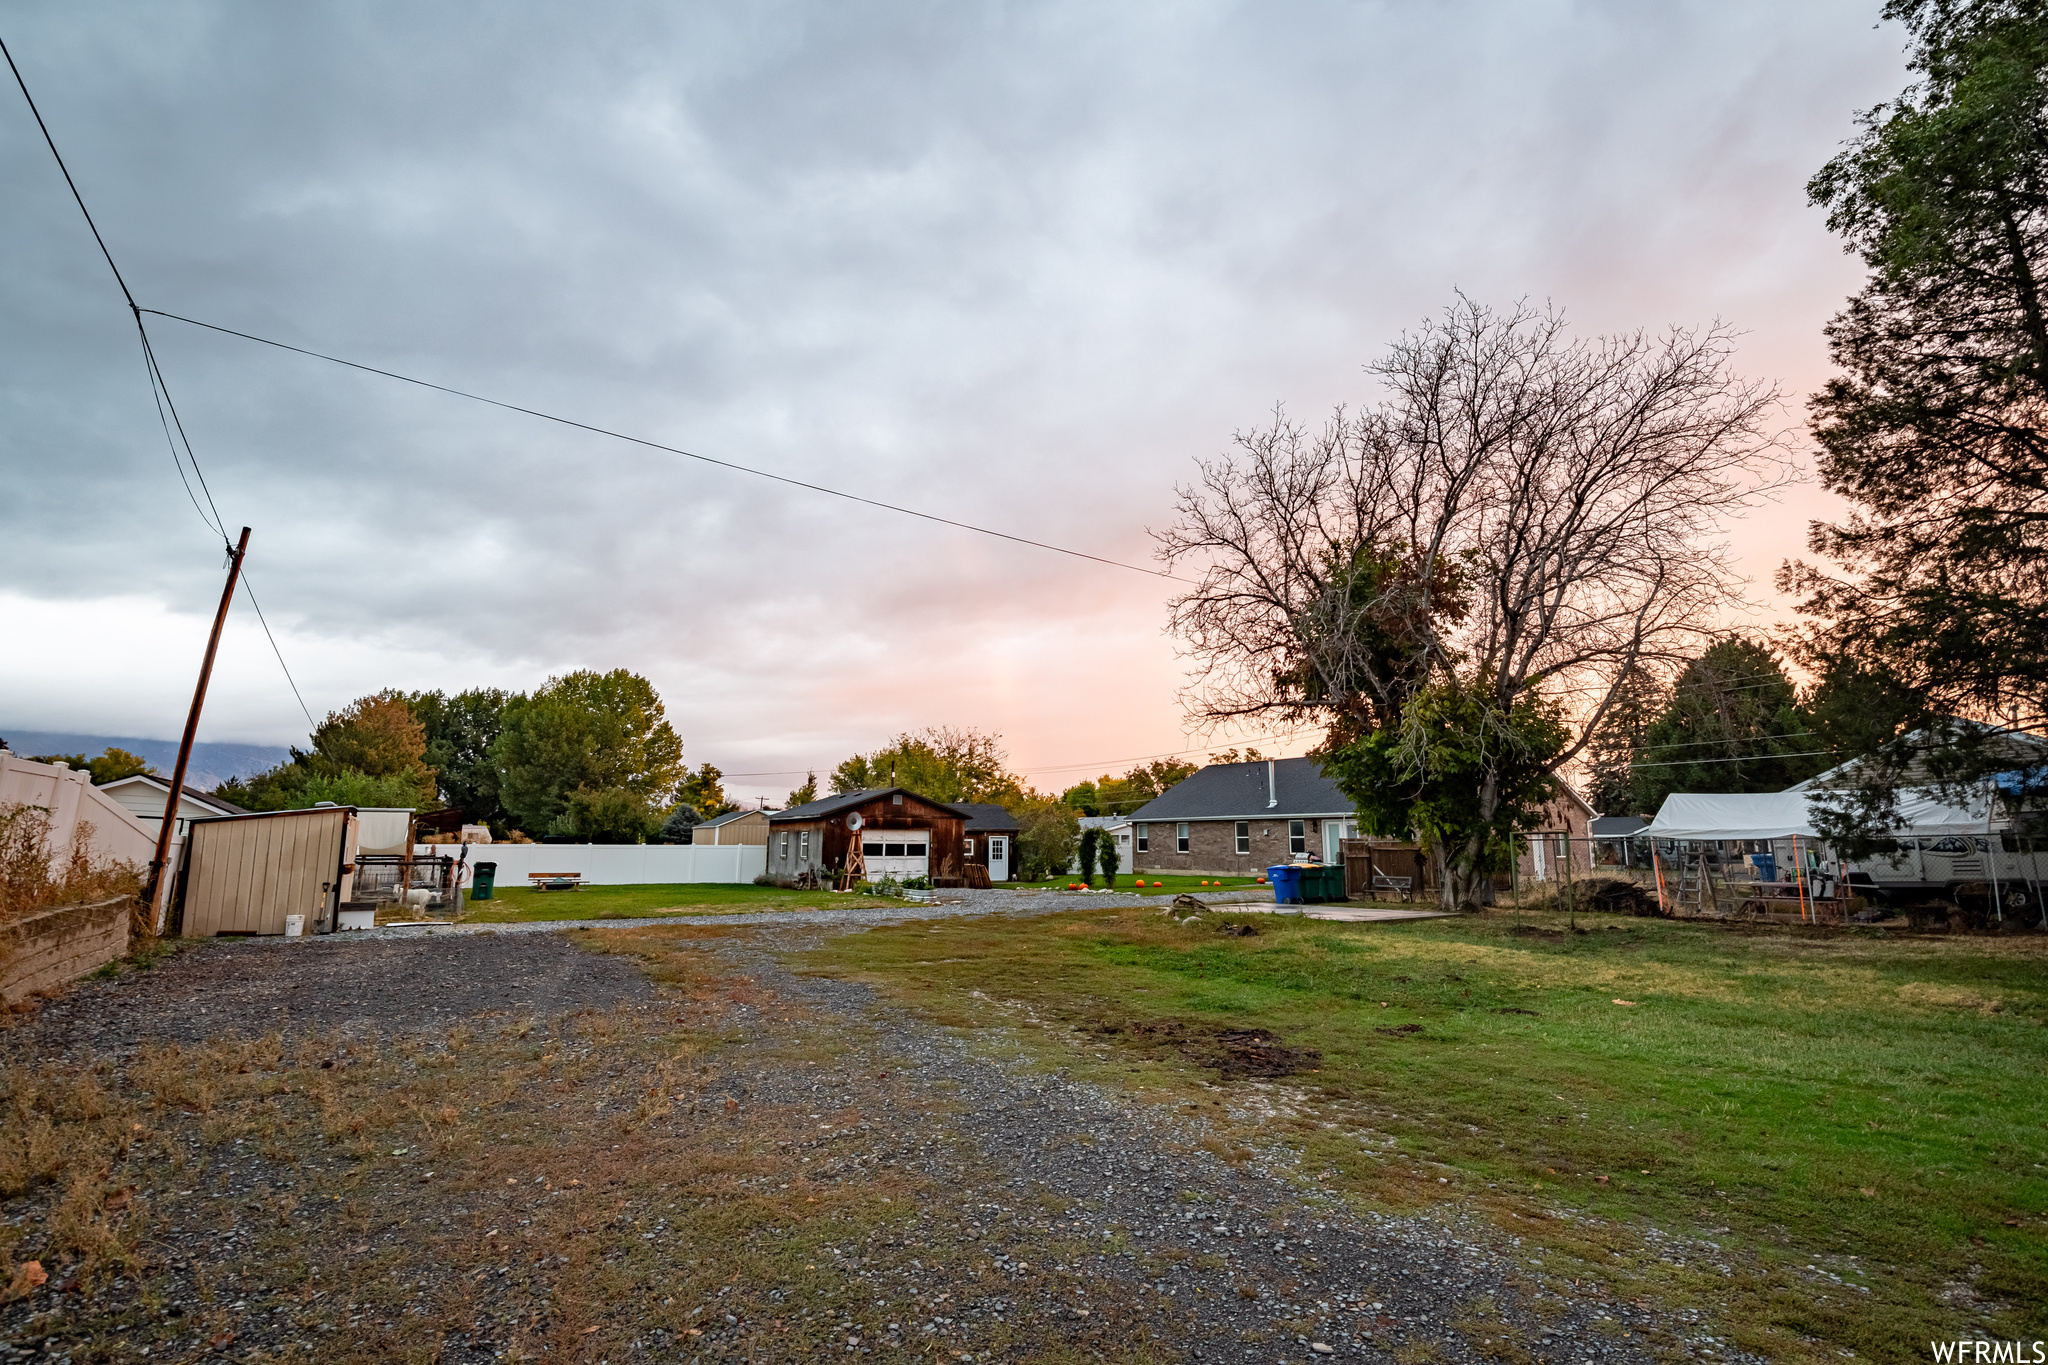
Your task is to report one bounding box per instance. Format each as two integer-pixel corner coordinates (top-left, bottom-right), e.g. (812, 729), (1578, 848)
(1672, 851), (1730, 916)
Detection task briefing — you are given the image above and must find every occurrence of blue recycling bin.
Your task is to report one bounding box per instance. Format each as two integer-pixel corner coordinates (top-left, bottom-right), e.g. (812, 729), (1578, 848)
(1268, 864), (1303, 905)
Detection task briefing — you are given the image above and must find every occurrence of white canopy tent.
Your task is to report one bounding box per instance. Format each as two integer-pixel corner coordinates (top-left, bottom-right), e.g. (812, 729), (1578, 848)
(1643, 789), (1992, 842)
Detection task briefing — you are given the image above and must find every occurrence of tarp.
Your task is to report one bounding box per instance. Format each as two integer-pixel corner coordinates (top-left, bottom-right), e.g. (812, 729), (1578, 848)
(1644, 788), (1990, 841)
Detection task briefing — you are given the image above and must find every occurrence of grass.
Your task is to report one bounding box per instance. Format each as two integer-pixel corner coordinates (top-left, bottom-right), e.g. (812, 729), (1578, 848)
(800, 904), (2048, 1363)
(459, 882), (842, 923)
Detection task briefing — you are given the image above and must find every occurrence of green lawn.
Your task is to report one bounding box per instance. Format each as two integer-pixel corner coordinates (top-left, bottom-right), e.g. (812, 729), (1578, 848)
(802, 904), (2048, 1363)
(460, 882), (841, 923)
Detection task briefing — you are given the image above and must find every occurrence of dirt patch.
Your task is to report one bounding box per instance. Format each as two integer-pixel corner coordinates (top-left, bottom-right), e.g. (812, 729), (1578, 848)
(1086, 1018), (1322, 1078)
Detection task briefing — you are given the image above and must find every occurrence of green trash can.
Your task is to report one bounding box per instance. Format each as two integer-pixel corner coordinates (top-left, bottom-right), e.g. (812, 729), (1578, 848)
(1301, 863), (1346, 903)
(472, 861), (497, 901)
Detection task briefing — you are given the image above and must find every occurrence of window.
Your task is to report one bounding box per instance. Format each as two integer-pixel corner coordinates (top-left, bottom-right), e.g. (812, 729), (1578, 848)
(863, 841), (883, 856)
(1235, 821), (1250, 855)
(779, 832), (790, 858)
(884, 843), (905, 857)
(892, 793), (903, 805)
(799, 831), (810, 862)
(1135, 823), (1148, 852)
(906, 842), (926, 856)
(1289, 820), (1305, 856)
(1176, 822), (1189, 854)
(964, 837), (976, 858)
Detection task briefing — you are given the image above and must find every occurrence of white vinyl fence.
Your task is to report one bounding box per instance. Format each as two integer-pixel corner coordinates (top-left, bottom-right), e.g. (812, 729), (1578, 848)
(0, 749), (159, 867)
(421, 842), (766, 888)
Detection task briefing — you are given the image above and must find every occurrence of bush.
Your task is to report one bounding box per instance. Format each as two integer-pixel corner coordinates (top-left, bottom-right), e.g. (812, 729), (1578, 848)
(1016, 797), (1079, 881)
(550, 787), (663, 843)
(1096, 832), (1120, 888)
(0, 804), (142, 926)
(1077, 828), (1100, 886)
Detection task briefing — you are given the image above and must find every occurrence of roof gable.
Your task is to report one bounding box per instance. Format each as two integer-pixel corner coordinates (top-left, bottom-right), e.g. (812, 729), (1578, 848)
(768, 787), (964, 825)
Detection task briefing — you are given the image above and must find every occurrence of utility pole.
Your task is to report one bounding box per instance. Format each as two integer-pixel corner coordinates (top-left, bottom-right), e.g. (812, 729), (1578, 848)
(144, 527), (251, 932)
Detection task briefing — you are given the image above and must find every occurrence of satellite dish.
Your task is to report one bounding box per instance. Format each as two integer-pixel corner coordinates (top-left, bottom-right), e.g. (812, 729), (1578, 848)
(846, 812), (864, 830)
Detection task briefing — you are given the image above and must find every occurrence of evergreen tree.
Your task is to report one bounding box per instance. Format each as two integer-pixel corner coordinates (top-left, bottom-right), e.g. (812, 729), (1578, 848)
(1630, 642), (1825, 812)
(1788, 0), (2048, 745)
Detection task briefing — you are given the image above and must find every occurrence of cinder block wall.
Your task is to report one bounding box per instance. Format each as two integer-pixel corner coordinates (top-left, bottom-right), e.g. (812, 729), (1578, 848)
(0, 896), (132, 1005)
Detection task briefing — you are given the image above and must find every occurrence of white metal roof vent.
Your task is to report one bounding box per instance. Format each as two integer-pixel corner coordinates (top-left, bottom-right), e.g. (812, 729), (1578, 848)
(1267, 759), (1277, 809)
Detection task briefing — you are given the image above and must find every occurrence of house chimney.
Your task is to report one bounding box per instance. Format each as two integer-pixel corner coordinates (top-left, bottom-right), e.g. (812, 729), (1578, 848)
(1266, 759), (1277, 809)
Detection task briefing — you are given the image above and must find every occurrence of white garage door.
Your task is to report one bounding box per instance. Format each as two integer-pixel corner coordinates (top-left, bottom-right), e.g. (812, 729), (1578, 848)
(862, 829), (930, 880)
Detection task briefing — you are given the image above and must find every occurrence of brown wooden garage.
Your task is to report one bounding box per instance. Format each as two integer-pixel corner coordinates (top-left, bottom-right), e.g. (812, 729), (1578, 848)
(177, 806), (360, 937)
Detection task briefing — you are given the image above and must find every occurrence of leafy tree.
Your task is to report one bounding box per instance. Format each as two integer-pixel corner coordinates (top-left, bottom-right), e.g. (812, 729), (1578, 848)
(1629, 642), (1827, 812)
(785, 772), (818, 808)
(1062, 758), (1203, 816)
(1015, 797), (1080, 880)
(1096, 827), (1121, 887)
(24, 748), (152, 785)
(677, 763), (736, 820)
(406, 688), (511, 828)
(493, 670), (685, 834)
(1784, 0), (2048, 829)
(829, 727), (1025, 805)
(1161, 298), (1778, 909)
(311, 693), (430, 781)
(552, 787), (663, 843)
(1077, 827), (1100, 886)
(216, 692), (437, 811)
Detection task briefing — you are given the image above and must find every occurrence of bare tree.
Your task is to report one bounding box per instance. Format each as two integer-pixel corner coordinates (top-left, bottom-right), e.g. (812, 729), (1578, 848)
(1157, 298), (1784, 909)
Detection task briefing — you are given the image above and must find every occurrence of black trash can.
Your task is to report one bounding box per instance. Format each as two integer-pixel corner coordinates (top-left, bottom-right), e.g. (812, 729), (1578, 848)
(472, 861), (498, 901)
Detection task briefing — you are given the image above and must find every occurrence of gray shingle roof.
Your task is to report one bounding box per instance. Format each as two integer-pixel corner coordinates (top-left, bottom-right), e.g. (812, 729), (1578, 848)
(952, 802), (1019, 833)
(1127, 758), (1353, 822)
(1589, 815), (1648, 839)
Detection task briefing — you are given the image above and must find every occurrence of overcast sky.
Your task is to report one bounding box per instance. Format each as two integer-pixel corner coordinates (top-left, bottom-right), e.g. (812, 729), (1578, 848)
(0, 1), (1907, 804)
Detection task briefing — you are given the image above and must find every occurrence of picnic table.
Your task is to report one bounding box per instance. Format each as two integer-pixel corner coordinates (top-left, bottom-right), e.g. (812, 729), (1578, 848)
(528, 872), (584, 891)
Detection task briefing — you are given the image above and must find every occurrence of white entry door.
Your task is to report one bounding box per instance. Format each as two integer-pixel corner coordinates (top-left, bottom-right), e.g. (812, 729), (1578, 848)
(861, 829), (930, 880)
(988, 835), (1009, 881)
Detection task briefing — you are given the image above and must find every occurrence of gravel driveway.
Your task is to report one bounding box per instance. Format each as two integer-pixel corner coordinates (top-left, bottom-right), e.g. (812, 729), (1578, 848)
(0, 893), (1732, 1364)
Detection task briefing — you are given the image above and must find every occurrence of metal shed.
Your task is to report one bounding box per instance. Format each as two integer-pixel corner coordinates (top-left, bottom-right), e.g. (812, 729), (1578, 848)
(177, 806), (359, 937)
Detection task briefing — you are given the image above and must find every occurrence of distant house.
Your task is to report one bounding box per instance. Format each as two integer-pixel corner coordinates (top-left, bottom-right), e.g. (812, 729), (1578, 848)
(1071, 815), (1132, 874)
(1516, 787), (1600, 882)
(1127, 758), (1359, 876)
(98, 772), (244, 842)
(692, 808), (771, 846)
(1589, 814), (1649, 867)
(952, 803), (1019, 881)
(765, 788), (967, 884)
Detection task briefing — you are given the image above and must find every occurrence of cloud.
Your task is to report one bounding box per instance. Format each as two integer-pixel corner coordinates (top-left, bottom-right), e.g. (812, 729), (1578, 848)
(0, 0), (1904, 802)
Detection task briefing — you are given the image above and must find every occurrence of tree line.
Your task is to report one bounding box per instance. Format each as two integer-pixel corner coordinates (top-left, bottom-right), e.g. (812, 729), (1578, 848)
(214, 670), (726, 844)
(1158, 0), (2048, 906)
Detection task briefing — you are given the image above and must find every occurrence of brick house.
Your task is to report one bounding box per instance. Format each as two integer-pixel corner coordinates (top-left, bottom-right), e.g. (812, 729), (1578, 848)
(1127, 758), (1359, 877)
(1515, 787), (1599, 883)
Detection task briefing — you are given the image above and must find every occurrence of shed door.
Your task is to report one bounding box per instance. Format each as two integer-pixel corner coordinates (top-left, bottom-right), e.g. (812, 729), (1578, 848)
(860, 829), (930, 881)
(988, 835), (1008, 881)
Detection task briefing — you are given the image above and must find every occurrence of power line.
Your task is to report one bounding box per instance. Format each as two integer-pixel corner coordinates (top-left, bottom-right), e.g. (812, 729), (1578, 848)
(143, 309), (1193, 586)
(1627, 749), (1835, 771)
(4, 35), (317, 730)
(239, 573), (317, 731)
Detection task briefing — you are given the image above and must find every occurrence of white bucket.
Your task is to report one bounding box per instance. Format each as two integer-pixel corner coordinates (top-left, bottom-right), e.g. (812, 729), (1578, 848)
(283, 914), (305, 938)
